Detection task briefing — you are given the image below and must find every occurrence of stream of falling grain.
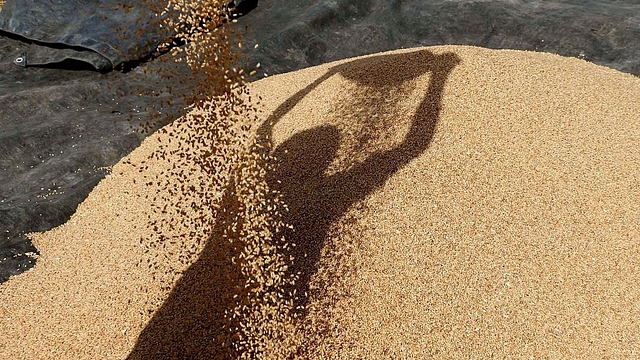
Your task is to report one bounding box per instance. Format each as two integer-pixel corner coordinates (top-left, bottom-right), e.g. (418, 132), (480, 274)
(131, 0), (302, 358)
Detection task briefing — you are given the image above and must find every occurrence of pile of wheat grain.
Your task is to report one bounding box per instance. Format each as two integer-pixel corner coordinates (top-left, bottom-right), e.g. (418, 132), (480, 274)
(1, 1), (640, 358)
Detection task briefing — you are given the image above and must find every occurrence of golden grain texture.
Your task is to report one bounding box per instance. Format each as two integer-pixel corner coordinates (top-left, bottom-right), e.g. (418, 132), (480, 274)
(126, 0), (301, 357)
(2, 45), (640, 359)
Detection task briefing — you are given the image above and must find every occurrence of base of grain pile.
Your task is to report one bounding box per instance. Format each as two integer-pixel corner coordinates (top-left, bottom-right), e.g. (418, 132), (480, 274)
(1, 45), (639, 359)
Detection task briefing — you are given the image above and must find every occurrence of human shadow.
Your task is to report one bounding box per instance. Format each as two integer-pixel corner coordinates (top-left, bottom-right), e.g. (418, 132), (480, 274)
(127, 49), (460, 359)
(127, 178), (252, 359)
(259, 49), (460, 312)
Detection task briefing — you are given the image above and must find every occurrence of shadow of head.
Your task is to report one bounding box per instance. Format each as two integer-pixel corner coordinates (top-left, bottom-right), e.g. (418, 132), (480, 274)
(270, 125), (341, 186)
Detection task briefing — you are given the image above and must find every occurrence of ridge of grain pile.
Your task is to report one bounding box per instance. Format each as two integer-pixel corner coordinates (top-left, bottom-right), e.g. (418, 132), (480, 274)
(1, 44), (640, 359)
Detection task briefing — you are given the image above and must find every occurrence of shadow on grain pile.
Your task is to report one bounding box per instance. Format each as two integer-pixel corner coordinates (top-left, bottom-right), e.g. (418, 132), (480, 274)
(128, 49), (460, 359)
(259, 49), (461, 313)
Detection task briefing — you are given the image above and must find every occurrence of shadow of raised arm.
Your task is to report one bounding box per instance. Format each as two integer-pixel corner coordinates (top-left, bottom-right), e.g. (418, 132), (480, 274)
(261, 49), (461, 311)
(327, 51), (460, 207)
(126, 49), (461, 359)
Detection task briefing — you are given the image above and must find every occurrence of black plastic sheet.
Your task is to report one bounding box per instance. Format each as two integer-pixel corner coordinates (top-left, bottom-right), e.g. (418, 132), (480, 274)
(0, 0), (169, 70)
(237, 0), (640, 78)
(0, 34), (191, 282)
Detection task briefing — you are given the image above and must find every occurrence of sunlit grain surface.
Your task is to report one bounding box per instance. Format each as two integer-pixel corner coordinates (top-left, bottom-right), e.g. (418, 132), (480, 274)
(1, 41), (640, 359)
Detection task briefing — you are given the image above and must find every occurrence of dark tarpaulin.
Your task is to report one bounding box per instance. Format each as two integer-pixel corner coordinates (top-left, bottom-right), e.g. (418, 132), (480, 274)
(237, 0), (640, 78)
(0, 33), (192, 282)
(0, 0), (256, 282)
(0, 0), (170, 71)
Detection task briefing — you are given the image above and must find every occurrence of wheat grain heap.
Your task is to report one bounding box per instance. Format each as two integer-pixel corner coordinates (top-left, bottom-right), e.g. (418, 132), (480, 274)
(1, 18), (640, 360)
